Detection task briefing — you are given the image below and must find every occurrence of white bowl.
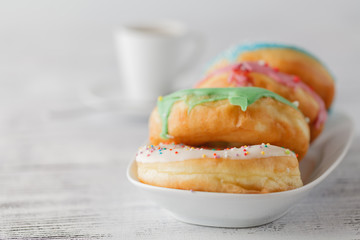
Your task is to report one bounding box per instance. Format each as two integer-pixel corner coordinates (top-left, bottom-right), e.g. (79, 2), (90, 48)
(127, 112), (354, 228)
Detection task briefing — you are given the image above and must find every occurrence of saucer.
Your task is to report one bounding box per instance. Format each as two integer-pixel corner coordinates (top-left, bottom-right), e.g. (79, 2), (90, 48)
(79, 82), (155, 118)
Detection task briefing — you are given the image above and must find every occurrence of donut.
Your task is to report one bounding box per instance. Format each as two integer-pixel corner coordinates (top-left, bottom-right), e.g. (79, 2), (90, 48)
(196, 61), (327, 141)
(149, 87), (310, 160)
(206, 42), (335, 109)
(136, 143), (303, 193)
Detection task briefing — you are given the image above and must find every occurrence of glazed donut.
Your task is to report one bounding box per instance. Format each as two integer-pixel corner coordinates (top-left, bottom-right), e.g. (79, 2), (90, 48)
(136, 143), (303, 193)
(206, 42), (335, 109)
(149, 87), (310, 160)
(196, 61), (327, 141)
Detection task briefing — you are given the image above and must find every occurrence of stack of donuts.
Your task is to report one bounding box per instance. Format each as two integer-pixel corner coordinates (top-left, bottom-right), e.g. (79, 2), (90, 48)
(136, 42), (335, 194)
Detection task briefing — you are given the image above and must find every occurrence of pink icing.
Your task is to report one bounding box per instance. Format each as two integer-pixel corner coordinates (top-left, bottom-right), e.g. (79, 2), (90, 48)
(196, 61), (327, 129)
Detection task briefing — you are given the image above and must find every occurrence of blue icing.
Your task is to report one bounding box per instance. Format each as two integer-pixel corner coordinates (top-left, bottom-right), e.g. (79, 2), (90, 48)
(224, 42), (321, 62)
(206, 42), (335, 80)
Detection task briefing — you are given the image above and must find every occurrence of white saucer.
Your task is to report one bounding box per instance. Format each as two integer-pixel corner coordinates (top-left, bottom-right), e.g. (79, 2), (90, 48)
(78, 82), (156, 118)
(127, 111), (354, 228)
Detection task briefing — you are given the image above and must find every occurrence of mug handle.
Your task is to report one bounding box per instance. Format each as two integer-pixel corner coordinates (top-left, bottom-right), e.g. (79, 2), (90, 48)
(175, 31), (204, 75)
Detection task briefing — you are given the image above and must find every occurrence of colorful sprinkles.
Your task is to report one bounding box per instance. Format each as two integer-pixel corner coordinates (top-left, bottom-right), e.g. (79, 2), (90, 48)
(136, 143), (298, 162)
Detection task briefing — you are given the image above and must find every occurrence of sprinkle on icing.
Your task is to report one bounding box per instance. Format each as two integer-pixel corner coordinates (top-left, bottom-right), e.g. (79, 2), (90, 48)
(136, 143), (297, 163)
(157, 87), (298, 139)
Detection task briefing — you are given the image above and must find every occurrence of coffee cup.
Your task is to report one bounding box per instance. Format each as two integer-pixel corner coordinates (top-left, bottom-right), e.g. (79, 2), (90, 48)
(114, 21), (201, 104)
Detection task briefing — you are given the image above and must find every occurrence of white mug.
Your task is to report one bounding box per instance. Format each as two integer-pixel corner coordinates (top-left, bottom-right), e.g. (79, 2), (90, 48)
(115, 21), (201, 104)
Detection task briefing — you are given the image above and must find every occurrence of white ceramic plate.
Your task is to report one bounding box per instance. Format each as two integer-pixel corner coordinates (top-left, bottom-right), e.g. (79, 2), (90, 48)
(127, 112), (354, 228)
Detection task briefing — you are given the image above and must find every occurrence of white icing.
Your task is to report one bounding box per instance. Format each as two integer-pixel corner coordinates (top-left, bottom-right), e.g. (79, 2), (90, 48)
(292, 101), (299, 107)
(136, 143), (296, 163)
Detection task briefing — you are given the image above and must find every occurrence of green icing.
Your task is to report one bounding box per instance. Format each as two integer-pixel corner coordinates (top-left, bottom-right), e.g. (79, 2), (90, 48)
(157, 87), (298, 139)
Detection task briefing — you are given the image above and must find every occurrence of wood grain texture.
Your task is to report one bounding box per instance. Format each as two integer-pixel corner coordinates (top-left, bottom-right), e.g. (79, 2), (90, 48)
(0, 116), (359, 240)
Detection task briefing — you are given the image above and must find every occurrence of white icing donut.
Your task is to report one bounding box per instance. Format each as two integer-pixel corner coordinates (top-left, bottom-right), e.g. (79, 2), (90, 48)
(136, 143), (303, 193)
